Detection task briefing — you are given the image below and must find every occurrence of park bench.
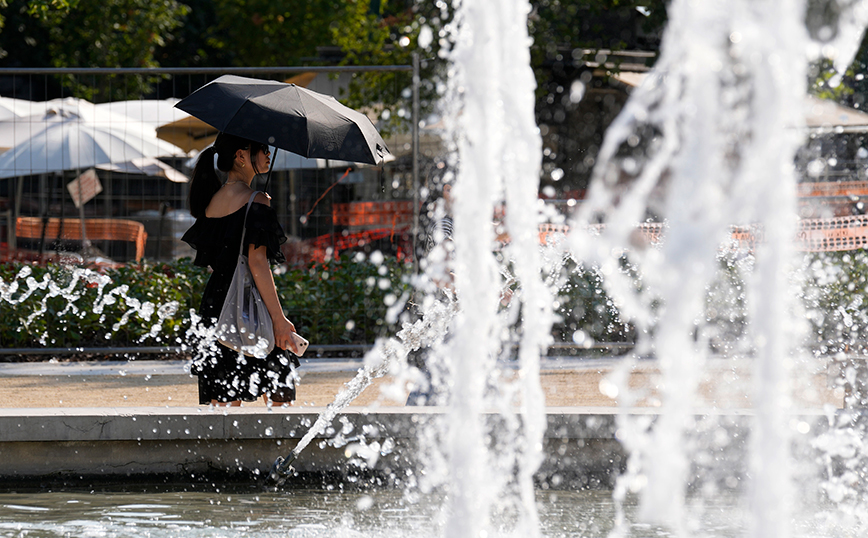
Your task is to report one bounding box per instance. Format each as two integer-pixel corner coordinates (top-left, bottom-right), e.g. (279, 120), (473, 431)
(14, 216), (147, 262)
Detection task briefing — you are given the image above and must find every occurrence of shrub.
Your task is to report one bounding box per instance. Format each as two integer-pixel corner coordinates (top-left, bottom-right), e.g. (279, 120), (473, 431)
(277, 253), (413, 344)
(5, 249), (856, 356)
(0, 258), (208, 349)
(549, 256), (635, 345)
(801, 250), (868, 355)
(0, 254), (412, 351)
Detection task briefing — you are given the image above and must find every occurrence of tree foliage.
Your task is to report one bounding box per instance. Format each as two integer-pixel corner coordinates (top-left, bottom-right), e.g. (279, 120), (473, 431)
(24, 0), (78, 18)
(0, 0), (77, 33)
(0, 0), (669, 128)
(330, 1), (450, 134)
(0, 0), (188, 100)
(205, 0), (343, 67)
(530, 0), (666, 57)
(9, 0), (868, 114)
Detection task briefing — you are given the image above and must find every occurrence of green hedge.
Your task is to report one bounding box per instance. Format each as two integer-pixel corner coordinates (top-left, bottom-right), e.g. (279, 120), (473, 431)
(277, 254), (413, 344)
(548, 250), (868, 355)
(0, 252), (628, 352)
(550, 256), (635, 345)
(801, 250), (868, 354)
(697, 251), (868, 355)
(2, 250), (859, 354)
(0, 255), (412, 350)
(0, 258), (207, 349)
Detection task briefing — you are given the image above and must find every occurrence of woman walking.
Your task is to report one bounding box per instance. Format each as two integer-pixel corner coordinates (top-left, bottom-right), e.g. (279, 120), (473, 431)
(182, 132), (300, 406)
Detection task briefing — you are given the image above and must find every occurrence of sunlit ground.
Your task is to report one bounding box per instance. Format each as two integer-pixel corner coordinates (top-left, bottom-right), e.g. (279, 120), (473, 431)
(0, 359), (843, 409)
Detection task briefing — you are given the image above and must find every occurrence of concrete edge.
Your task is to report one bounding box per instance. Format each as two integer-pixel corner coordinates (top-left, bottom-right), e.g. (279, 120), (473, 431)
(0, 407), (836, 483)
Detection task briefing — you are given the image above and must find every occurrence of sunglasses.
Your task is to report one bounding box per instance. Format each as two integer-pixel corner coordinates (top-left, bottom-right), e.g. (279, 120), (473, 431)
(245, 143), (271, 155)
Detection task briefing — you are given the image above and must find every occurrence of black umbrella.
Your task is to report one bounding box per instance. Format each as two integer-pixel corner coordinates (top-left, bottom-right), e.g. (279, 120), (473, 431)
(175, 75), (389, 165)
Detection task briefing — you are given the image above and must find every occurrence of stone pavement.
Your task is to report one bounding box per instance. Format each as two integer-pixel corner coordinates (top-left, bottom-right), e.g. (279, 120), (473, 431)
(0, 357), (629, 409)
(0, 356), (845, 409)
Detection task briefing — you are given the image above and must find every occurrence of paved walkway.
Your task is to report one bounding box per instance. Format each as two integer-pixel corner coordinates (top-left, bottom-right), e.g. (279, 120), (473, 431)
(0, 356), (846, 410)
(0, 357), (641, 409)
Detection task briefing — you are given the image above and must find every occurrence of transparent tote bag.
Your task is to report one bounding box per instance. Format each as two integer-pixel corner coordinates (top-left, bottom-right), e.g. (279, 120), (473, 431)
(215, 191), (274, 358)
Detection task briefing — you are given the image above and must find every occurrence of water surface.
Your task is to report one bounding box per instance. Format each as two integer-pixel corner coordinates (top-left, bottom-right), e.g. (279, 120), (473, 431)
(0, 486), (833, 537)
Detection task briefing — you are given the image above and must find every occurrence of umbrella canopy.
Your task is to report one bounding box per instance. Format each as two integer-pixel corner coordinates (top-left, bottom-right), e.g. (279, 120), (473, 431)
(284, 72), (318, 87)
(0, 97), (51, 121)
(0, 104), (185, 179)
(612, 72), (868, 132)
(803, 95), (868, 133)
(96, 98), (207, 153)
(0, 111), (55, 153)
(175, 75), (389, 165)
(0, 97), (189, 153)
(0, 99), (92, 152)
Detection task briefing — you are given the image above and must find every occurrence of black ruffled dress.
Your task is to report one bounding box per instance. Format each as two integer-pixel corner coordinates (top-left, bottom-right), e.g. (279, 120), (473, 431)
(182, 202), (299, 404)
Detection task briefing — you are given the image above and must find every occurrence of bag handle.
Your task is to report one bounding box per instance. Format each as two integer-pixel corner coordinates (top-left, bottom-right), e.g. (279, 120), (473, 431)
(235, 190), (261, 259)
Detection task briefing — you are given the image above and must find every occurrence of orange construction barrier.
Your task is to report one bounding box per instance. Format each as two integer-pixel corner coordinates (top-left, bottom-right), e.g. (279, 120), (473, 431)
(538, 217), (868, 253)
(332, 201), (415, 228)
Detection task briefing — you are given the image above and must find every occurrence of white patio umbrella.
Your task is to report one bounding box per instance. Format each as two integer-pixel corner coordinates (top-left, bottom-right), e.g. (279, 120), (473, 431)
(0, 105), (73, 152)
(0, 98), (186, 260)
(0, 98), (144, 150)
(95, 98), (187, 124)
(0, 106), (185, 179)
(97, 98), (197, 156)
(269, 149), (353, 171)
(0, 97), (50, 121)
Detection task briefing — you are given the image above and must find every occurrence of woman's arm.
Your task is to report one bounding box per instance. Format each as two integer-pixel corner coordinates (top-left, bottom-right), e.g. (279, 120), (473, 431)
(248, 241), (298, 354)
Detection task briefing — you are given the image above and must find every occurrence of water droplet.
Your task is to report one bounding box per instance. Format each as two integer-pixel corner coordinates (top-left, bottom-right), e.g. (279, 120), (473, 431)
(569, 80), (585, 103)
(356, 495), (374, 510)
(572, 330), (587, 345)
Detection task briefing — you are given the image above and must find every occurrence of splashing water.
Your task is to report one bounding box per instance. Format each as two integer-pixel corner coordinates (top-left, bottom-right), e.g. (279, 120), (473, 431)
(270, 296), (456, 480)
(562, 0), (868, 537)
(276, 0), (868, 535)
(0, 264), (179, 345)
(440, 0), (553, 535)
(279, 1), (554, 534)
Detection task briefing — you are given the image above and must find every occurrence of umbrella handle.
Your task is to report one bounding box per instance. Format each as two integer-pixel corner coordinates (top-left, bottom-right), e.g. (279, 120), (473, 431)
(264, 147), (277, 193)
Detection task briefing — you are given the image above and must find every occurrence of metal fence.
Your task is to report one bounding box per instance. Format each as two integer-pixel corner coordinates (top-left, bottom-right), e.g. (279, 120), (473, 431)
(0, 65), (423, 264)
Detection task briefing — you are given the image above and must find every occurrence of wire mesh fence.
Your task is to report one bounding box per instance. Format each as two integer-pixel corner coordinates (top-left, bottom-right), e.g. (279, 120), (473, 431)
(0, 66), (422, 265)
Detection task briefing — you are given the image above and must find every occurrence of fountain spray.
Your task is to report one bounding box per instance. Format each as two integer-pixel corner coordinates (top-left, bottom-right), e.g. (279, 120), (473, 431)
(266, 297), (457, 486)
(565, 0), (868, 536)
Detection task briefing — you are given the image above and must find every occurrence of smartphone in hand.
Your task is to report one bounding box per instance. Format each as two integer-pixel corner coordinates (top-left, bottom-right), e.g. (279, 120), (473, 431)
(290, 332), (309, 357)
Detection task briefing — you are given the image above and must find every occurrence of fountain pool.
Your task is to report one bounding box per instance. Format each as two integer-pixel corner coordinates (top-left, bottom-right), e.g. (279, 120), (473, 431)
(0, 486), (804, 538)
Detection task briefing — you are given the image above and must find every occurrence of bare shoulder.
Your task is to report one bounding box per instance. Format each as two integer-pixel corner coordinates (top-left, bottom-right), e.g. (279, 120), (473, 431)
(204, 189), (236, 218)
(254, 191), (272, 207)
(205, 188), (265, 217)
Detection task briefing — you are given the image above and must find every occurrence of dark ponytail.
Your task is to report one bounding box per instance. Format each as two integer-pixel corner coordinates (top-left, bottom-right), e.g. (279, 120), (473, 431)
(187, 132), (260, 218)
(188, 146), (220, 219)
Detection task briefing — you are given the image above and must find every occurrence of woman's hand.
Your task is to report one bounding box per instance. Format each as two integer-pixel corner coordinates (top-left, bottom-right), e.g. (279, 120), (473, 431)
(272, 315), (299, 355)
